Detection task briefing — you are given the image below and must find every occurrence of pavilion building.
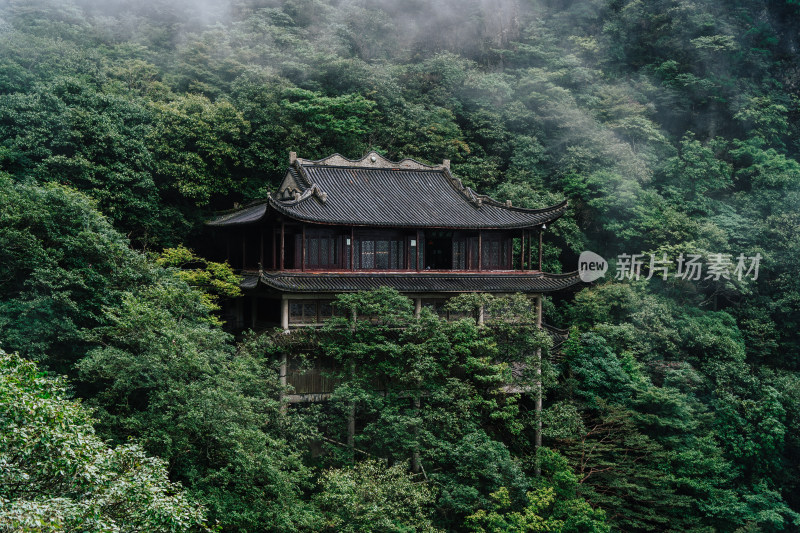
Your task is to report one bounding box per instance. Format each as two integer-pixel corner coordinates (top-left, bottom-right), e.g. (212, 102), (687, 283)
(207, 151), (579, 333)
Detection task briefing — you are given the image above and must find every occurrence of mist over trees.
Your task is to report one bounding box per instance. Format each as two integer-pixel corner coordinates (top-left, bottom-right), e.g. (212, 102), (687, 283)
(1, 0), (800, 531)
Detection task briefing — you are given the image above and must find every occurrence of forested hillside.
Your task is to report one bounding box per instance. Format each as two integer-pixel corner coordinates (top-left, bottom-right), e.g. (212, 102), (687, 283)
(1, 0), (799, 531)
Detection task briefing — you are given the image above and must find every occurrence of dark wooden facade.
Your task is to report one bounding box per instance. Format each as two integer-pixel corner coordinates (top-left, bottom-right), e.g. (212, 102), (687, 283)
(208, 152), (578, 331)
(207, 152), (580, 403)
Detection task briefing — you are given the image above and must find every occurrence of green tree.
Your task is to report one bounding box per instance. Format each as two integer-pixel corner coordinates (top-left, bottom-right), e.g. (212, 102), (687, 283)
(0, 175), (150, 370)
(465, 449), (609, 533)
(77, 278), (320, 532)
(149, 93), (250, 206)
(313, 459), (440, 533)
(0, 350), (209, 532)
(156, 244), (241, 314)
(313, 289), (531, 528)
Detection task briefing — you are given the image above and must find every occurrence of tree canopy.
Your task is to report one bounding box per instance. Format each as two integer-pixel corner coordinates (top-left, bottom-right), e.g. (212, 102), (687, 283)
(1, 0), (800, 531)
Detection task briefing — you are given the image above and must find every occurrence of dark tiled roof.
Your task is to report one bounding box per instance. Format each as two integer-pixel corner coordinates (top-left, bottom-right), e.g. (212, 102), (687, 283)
(207, 203), (267, 227)
(244, 271), (581, 294)
(208, 152), (567, 229)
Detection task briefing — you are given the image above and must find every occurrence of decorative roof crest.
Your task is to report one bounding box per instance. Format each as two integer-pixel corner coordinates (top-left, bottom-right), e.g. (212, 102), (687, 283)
(296, 151), (445, 171)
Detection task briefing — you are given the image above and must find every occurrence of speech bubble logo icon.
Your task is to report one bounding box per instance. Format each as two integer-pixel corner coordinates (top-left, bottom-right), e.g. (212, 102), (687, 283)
(578, 251), (608, 282)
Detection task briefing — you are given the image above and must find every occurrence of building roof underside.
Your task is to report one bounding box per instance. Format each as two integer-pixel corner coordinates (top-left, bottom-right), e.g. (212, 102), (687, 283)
(242, 271), (581, 294)
(207, 152), (567, 229)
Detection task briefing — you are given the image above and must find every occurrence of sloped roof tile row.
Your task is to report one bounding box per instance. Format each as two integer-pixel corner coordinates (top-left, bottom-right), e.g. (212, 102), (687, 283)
(271, 165), (567, 228)
(242, 270), (581, 294)
(208, 153), (567, 229)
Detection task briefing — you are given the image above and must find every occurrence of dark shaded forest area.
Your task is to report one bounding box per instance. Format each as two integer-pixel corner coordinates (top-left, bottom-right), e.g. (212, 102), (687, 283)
(1, 0), (799, 531)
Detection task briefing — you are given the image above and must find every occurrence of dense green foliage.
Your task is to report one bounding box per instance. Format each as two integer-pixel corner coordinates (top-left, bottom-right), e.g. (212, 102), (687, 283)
(1, 0), (800, 531)
(0, 350), (209, 532)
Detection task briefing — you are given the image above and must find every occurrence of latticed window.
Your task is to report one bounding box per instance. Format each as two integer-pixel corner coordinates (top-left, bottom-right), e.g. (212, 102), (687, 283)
(305, 230), (339, 269)
(453, 239), (466, 269)
(481, 234), (510, 270)
(355, 233), (406, 270)
(289, 300), (336, 324)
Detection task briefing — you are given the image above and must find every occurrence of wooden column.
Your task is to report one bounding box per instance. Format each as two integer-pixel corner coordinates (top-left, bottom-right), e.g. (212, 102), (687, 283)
(535, 294), (543, 475)
(281, 297), (289, 332)
(416, 230), (421, 271)
(538, 227), (543, 271)
(528, 231), (533, 271)
(348, 403), (356, 450)
(350, 227), (355, 271)
(301, 225), (306, 271)
(478, 230), (483, 271)
(477, 304), (485, 326)
(272, 228), (276, 270)
(280, 222), (285, 270)
(347, 309), (357, 452)
(414, 298), (422, 318)
(242, 234), (246, 269)
(521, 230), (525, 271)
(259, 229), (264, 270)
(466, 234), (472, 270)
(411, 394), (421, 473)
(251, 297), (257, 329)
(279, 351), (288, 409)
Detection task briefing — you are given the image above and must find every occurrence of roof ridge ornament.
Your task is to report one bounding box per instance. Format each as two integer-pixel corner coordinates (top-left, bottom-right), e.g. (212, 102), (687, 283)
(297, 151), (444, 170)
(276, 183), (328, 205)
